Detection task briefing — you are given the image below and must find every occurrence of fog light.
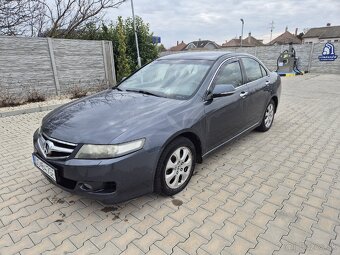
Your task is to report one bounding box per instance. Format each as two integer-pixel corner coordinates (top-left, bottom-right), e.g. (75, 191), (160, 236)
(81, 183), (93, 191)
(79, 181), (116, 193)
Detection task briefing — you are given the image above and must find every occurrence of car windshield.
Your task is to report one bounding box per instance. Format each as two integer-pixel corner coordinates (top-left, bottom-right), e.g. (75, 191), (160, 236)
(118, 59), (212, 99)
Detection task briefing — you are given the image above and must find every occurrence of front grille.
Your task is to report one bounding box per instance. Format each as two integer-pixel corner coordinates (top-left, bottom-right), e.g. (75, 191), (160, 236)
(38, 133), (77, 159)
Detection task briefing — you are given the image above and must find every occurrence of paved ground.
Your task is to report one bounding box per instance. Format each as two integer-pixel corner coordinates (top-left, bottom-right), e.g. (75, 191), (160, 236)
(1, 74), (340, 255)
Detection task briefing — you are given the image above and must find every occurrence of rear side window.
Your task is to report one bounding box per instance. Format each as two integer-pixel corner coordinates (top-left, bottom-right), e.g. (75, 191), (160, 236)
(213, 61), (243, 87)
(242, 58), (263, 82)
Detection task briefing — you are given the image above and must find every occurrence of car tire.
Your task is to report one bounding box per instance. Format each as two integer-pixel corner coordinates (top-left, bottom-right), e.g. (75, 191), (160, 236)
(155, 137), (196, 196)
(257, 99), (276, 132)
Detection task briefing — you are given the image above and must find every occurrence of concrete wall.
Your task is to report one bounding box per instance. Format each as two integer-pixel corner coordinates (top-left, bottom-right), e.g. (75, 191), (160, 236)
(309, 42), (340, 73)
(161, 42), (340, 74)
(0, 36), (116, 97)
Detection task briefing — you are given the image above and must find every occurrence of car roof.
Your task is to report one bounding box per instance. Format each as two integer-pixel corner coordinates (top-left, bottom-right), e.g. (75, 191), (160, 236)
(158, 51), (234, 61)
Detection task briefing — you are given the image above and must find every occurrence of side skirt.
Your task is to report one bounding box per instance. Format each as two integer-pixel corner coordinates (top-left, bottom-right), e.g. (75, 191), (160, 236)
(202, 122), (260, 158)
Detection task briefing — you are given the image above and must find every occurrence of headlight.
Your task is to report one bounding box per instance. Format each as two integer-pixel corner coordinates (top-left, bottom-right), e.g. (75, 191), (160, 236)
(75, 138), (145, 159)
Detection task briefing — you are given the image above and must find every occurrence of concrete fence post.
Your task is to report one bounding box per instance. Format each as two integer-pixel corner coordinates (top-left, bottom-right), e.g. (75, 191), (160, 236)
(108, 41), (117, 86)
(47, 38), (61, 96)
(102, 41), (116, 87)
(307, 43), (315, 72)
(102, 41), (109, 86)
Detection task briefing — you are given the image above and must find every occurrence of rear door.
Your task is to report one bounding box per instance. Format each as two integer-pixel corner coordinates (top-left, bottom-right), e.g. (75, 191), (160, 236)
(240, 57), (271, 126)
(204, 59), (248, 151)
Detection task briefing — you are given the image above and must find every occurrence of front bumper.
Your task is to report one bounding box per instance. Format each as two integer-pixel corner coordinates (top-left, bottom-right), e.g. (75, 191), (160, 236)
(33, 131), (159, 204)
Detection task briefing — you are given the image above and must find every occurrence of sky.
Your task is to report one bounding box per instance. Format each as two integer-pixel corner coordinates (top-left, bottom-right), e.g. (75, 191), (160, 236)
(107, 0), (340, 48)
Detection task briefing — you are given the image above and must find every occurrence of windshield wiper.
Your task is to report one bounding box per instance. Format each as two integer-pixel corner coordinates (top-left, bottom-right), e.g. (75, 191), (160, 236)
(112, 86), (123, 91)
(125, 89), (162, 97)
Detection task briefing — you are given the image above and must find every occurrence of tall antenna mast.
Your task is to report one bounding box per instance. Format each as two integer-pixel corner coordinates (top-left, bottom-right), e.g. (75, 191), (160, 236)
(269, 21), (275, 42)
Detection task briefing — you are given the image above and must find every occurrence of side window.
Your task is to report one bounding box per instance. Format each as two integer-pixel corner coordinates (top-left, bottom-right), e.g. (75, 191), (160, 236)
(213, 61), (243, 87)
(242, 58), (263, 82)
(260, 65), (268, 77)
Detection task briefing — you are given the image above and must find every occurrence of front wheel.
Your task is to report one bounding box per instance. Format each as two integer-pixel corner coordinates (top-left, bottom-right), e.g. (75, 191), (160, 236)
(257, 99), (276, 132)
(155, 137), (196, 196)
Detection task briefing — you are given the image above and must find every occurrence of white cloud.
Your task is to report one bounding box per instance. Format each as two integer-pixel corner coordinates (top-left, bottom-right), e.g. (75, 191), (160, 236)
(107, 0), (340, 47)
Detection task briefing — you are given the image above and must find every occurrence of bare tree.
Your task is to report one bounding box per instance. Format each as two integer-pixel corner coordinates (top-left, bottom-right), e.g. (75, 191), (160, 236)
(0, 0), (44, 36)
(40, 0), (127, 37)
(0, 0), (126, 37)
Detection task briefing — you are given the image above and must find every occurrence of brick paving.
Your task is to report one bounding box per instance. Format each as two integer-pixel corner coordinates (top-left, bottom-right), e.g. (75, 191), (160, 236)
(0, 74), (339, 254)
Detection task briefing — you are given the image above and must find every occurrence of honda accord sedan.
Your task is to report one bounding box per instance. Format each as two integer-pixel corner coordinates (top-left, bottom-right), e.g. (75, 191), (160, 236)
(32, 52), (281, 204)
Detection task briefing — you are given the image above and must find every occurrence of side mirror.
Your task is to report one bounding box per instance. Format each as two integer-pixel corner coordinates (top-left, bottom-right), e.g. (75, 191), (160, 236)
(121, 77), (127, 81)
(208, 84), (236, 100)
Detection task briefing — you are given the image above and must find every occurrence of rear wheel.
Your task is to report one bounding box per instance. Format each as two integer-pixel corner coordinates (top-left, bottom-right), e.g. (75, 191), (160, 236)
(257, 99), (275, 132)
(155, 137), (196, 196)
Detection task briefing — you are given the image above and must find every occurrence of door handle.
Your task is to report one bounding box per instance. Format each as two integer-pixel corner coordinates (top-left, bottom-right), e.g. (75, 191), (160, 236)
(240, 91), (248, 98)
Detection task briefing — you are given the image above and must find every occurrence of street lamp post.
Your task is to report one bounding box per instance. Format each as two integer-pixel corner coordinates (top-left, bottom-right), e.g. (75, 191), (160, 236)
(130, 0), (141, 68)
(240, 18), (244, 48)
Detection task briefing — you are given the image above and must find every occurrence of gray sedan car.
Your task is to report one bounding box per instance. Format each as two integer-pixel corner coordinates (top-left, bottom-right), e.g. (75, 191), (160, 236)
(32, 52), (281, 204)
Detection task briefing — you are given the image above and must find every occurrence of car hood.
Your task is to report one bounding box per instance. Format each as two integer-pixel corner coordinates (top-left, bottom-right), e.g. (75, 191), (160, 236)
(42, 90), (186, 144)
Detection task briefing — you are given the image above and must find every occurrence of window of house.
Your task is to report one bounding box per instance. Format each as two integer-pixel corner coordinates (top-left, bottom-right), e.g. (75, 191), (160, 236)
(212, 61), (243, 87)
(335, 40), (339, 42)
(241, 58), (263, 82)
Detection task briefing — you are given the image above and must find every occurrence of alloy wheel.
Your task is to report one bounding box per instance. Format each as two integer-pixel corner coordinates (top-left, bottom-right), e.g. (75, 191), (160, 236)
(165, 146), (193, 189)
(264, 103), (274, 128)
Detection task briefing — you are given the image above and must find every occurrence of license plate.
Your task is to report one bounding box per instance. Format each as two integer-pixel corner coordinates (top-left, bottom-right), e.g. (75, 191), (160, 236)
(33, 155), (56, 182)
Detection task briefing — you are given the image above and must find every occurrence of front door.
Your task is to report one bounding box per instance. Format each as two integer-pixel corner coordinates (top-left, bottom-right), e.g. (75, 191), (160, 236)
(204, 59), (248, 151)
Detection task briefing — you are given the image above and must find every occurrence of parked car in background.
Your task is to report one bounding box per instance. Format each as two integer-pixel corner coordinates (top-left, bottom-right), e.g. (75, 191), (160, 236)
(32, 52), (281, 204)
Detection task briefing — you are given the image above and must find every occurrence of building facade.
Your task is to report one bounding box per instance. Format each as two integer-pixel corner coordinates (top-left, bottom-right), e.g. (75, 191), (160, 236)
(302, 24), (340, 44)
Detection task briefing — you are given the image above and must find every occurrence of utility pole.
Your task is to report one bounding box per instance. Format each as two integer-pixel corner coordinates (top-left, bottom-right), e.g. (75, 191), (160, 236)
(269, 21), (275, 43)
(130, 0), (141, 68)
(240, 18), (244, 48)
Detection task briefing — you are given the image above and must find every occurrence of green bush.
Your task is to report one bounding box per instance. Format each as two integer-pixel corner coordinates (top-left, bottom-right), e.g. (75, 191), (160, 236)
(64, 16), (159, 82)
